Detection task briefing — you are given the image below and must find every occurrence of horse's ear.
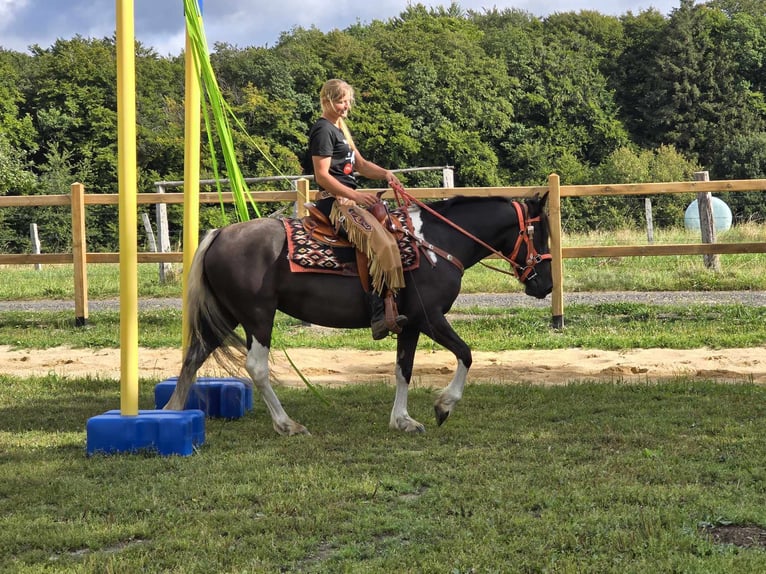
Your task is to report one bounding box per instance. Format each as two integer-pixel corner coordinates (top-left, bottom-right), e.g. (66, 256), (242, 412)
(526, 192), (548, 215)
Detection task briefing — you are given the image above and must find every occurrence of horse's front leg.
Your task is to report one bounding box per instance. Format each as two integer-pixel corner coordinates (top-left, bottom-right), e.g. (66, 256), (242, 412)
(390, 327), (425, 433)
(422, 314), (472, 426)
(246, 338), (309, 436)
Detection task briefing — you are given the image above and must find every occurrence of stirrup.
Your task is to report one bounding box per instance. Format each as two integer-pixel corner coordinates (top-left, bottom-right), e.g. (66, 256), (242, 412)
(371, 319), (390, 340)
(371, 315), (406, 340)
(383, 291), (407, 335)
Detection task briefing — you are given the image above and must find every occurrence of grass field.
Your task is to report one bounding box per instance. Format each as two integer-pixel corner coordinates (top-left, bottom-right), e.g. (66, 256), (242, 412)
(2, 376), (766, 572)
(1, 302), (765, 351)
(1, 225), (765, 572)
(1, 224), (766, 300)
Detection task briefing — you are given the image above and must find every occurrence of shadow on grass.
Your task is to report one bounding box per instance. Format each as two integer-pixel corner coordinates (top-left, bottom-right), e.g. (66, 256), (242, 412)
(0, 374), (162, 433)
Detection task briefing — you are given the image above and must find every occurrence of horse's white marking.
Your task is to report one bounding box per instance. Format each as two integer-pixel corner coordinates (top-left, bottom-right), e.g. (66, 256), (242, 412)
(438, 360), (468, 408)
(407, 206), (438, 266)
(246, 338), (294, 430)
(389, 364), (424, 432)
(390, 364), (410, 427)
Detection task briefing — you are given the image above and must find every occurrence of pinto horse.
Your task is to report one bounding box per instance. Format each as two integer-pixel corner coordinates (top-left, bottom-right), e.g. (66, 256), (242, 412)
(164, 193), (553, 434)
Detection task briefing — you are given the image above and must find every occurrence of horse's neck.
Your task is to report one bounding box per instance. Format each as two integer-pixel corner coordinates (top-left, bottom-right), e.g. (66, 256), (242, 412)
(436, 203), (518, 268)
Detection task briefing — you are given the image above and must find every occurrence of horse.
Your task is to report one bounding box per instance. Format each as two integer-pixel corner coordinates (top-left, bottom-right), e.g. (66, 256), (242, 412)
(164, 193), (553, 434)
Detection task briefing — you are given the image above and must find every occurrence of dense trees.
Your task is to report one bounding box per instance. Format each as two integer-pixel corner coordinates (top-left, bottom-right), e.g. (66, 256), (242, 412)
(0, 1), (764, 252)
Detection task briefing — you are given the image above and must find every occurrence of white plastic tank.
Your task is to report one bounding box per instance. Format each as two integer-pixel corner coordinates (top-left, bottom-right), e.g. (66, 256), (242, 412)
(684, 197), (732, 232)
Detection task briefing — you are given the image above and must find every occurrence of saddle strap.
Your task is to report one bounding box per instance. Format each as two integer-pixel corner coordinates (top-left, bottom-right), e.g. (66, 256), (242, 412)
(405, 231), (464, 274)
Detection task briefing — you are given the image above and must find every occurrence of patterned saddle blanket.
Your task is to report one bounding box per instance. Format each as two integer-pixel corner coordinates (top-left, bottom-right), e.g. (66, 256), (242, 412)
(282, 207), (420, 275)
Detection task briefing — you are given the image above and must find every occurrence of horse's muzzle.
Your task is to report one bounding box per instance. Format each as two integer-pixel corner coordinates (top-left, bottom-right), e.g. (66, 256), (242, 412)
(524, 272), (553, 299)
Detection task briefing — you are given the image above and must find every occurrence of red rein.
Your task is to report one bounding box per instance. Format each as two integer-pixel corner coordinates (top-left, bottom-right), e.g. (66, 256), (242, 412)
(390, 183), (551, 283)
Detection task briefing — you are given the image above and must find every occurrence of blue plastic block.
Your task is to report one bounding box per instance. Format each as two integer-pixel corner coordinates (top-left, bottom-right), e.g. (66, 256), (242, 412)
(154, 377), (253, 419)
(86, 409), (205, 456)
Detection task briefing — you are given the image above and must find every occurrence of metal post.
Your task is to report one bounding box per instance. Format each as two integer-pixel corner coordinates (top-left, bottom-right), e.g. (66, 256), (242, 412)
(116, 0), (139, 415)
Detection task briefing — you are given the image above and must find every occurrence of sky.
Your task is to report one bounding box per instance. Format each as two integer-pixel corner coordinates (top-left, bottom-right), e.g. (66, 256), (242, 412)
(1, 0), (684, 56)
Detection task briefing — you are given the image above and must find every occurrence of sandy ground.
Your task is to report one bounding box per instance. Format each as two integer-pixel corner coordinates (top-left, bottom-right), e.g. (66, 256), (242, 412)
(1, 345), (765, 387)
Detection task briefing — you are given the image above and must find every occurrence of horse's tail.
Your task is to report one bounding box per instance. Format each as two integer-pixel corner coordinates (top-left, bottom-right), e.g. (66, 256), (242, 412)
(166, 229), (247, 410)
(183, 229), (248, 377)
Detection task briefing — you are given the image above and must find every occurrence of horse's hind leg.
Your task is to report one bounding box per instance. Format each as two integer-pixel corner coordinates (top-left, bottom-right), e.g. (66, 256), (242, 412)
(245, 337), (309, 436)
(164, 326), (217, 411)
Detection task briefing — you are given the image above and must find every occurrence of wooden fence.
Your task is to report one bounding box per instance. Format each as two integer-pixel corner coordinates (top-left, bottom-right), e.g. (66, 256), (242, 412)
(1, 176), (765, 326)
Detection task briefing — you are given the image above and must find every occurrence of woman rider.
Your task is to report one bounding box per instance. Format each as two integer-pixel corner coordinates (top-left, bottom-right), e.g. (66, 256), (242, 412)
(306, 79), (407, 339)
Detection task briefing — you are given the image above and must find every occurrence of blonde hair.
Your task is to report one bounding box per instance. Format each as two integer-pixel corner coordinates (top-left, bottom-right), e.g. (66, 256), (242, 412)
(320, 79), (356, 150)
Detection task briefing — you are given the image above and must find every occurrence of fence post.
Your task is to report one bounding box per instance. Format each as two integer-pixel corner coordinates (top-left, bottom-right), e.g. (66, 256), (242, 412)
(71, 182), (89, 326)
(141, 212), (158, 252)
(296, 178), (310, 218)
(694, 171), (720, 271)
(30, 223), (42, 270)
(547, 173), (564, 329)
(442, 167), (454, 188)
(155, 184), (173, 283)
(644, 198), (654, 244)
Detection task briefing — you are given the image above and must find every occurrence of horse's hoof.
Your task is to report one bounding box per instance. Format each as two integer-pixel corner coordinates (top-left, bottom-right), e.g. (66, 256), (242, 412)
(434, 405), (451, 426)
(390, 416), (426, 433)
(163, 400), (183, 411)
(274, 420), (311, 436)
(289, 426), (311, 437)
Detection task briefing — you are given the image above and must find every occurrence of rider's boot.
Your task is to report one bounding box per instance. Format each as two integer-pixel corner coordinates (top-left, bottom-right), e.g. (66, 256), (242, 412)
(369, 290), (407, 340)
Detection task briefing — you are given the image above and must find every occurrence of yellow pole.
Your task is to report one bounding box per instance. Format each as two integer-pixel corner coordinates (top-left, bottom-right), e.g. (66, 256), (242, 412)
(116, 0), (139, 415)
(182, 11), (202, 353)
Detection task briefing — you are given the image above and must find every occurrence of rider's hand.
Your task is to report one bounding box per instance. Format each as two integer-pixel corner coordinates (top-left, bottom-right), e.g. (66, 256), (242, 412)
(353, 190), (379, 207)
(385, 171), (401, 189)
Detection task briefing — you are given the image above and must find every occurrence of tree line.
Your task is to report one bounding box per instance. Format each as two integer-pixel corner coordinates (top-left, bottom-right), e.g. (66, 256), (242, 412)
(1, 0), (765, 253)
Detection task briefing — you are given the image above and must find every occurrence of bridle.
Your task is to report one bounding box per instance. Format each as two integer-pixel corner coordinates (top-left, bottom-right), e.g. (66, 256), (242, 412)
(390, 184), (552, 285)
(494, 201), (553, 283)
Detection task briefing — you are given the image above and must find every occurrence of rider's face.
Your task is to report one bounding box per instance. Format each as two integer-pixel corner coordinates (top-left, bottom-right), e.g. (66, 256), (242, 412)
(332, 95), (351, 118)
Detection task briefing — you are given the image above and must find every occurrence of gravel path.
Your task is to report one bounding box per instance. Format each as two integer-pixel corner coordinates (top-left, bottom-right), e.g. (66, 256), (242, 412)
(457, 290), (766, 308)
(0, 291), (764, 312)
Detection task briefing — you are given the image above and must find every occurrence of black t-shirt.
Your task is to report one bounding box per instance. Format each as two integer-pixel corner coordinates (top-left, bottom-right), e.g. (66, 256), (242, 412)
(307, 118), (357, 193)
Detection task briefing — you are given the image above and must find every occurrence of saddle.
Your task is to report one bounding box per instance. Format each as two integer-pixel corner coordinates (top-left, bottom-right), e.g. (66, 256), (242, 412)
(300, 203), (353, 249)
(285, 203), (419, 274)
(290, 202), (414, 334)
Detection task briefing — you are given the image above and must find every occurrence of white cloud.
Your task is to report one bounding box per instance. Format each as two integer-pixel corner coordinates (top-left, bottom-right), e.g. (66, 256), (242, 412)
(1, 0), (684, 55)
(0, 0), (28, 27)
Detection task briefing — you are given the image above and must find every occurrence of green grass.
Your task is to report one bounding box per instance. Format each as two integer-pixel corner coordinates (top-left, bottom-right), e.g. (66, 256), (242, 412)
(0, 263), (183, 300)
(2, 225), (766, 571)
(467, 223), (766, 293)
(1, 302), (765, 351)
(2, 375), (766, 572)
(2, 224), (765, 300)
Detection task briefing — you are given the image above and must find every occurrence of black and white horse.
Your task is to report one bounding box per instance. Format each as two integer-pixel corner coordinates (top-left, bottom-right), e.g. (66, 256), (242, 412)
(165, 194), (553, 434)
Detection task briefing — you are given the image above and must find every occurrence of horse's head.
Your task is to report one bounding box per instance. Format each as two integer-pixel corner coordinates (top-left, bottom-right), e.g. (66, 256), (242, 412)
(510, 193), (553, 299)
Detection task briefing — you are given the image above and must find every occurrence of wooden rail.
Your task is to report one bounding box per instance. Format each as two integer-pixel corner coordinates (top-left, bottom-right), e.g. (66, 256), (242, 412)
(546, 175), (766, 327)
(1, 177), (764, 327)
